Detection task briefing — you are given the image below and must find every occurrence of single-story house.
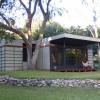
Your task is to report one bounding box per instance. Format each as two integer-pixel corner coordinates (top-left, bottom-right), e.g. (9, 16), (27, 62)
(0, 33), (100, 71)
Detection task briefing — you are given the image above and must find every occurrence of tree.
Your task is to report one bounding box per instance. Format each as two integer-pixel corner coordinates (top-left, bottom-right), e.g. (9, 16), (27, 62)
(0, 0), (51, 69)
(44, 22), (66, 37)
(0, 0), (63, 69)
(33, 24), (96, 40)
(33, 21), (66, 39)
(66, 26), (85, 36)
(82, 0), (98, 38)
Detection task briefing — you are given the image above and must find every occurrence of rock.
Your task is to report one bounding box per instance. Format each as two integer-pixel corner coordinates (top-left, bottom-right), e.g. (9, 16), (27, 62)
(1, 76), (100, 88)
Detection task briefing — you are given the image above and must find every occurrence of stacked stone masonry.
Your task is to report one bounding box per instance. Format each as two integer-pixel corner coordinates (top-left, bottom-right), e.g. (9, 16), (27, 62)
(1, 76), (100, 88)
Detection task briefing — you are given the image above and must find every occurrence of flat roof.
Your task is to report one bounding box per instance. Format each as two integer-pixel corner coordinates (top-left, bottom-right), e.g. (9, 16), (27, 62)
(49, 33), (100, 43)
(46, 33), (100, 46)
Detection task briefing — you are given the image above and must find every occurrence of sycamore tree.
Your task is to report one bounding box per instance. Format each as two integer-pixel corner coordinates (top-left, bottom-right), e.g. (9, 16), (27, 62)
(0, 0), (63, 69)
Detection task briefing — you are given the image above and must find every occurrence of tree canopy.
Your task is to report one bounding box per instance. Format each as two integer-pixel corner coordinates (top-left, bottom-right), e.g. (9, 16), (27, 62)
(0, 0), (65, 69)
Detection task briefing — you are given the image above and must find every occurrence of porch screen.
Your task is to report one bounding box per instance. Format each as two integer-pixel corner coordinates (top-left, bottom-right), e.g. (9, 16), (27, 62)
(50, 46), (87, 70)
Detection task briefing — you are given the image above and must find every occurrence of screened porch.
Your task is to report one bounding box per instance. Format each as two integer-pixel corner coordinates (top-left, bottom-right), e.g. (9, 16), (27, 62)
(50, 37), (96, 72)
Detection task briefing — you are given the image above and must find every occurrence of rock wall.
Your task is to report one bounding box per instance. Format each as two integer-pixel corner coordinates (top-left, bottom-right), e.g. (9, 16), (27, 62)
(0, 75), (100, 88)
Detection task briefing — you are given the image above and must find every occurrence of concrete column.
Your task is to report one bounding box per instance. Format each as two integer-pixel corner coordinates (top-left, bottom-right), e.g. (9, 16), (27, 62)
(97, 43), (100, 65)
(87, 46), (93, 68)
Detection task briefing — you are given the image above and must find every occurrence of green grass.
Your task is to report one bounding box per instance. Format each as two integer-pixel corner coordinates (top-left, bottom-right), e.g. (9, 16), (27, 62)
(1, 71), (100, 100)
(0, 70), (100, 79)
(0, 84), (100, 100)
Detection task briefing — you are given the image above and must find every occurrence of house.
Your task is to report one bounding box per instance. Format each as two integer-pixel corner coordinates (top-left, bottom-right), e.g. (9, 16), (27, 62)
(37, 33), (100, 71)
(0, 33), (100, 71)
(0, 40), (35, 71)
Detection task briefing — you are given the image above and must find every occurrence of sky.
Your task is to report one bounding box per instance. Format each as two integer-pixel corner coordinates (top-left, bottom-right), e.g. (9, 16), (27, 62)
(15, 0), (100, 28)
(52, 0), (100, 28)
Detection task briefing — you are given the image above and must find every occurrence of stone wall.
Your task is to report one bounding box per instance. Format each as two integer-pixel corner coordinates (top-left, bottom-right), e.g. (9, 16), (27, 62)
(0, 75), (100, 88)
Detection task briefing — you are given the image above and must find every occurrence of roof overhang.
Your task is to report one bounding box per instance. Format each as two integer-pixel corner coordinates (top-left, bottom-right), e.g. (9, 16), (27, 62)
(47, 33), (100, 46)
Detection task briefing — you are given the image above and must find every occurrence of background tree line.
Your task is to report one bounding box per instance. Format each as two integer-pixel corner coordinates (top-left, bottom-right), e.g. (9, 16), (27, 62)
(32, 21), (100, 39)
(1, 21), (100, 40)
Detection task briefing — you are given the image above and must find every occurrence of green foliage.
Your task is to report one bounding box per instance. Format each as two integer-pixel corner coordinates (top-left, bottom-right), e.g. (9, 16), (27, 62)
(66, 49), (76, 57)
(0, 28), (5, 34)
(0, 0), (15, 9)
(66, 26), (92, 37)
(0, 28), (16, 42)
(33, 22), (66, 39)
(44, 22), (66, 37)
(33, 23), (94, 39)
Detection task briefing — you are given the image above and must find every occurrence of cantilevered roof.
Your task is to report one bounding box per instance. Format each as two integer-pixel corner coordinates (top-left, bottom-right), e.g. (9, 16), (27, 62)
(49, 33), (100, 43)
(47, 33), (100, 46)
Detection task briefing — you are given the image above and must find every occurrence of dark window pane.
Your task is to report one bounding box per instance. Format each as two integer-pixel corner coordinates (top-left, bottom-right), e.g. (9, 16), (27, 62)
(23, 43), (36, 61)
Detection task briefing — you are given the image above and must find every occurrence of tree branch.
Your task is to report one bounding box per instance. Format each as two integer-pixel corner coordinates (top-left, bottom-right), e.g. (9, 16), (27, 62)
(38, 0), (46, 16)
(0, 13), (10, 26)
(29, 0), (32, 11)
(0, 22), (29, 43)
(47, 0), (52, 13)
(0, 0), (6, 7)
(31, 0), (38, 17)
(39, 0), (51, 21)
(19, 0), (29, 14)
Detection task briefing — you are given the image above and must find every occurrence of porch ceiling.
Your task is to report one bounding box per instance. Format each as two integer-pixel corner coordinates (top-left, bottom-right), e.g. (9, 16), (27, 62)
(50, 37), (97, 47)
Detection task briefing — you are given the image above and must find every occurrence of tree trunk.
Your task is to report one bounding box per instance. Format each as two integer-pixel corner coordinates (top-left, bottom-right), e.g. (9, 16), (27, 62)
(32, 20), (46, 69)
(32, 34), (43, 68)
(27, 43), (33, 69)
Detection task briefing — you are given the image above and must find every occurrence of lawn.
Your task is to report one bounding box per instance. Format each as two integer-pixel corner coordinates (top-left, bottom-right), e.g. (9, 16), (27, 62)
(0, 84), (100, 100)
(1, 71), (100, 100)
(0, 70), (100, 79)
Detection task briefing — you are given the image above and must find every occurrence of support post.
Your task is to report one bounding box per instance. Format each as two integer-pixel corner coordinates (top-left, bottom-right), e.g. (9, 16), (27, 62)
(97, 43), (100, 66)
(87, 45), (93, 68)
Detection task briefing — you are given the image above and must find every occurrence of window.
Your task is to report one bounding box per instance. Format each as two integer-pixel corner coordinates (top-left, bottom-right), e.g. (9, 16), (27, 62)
(23, 43), (35, 61)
